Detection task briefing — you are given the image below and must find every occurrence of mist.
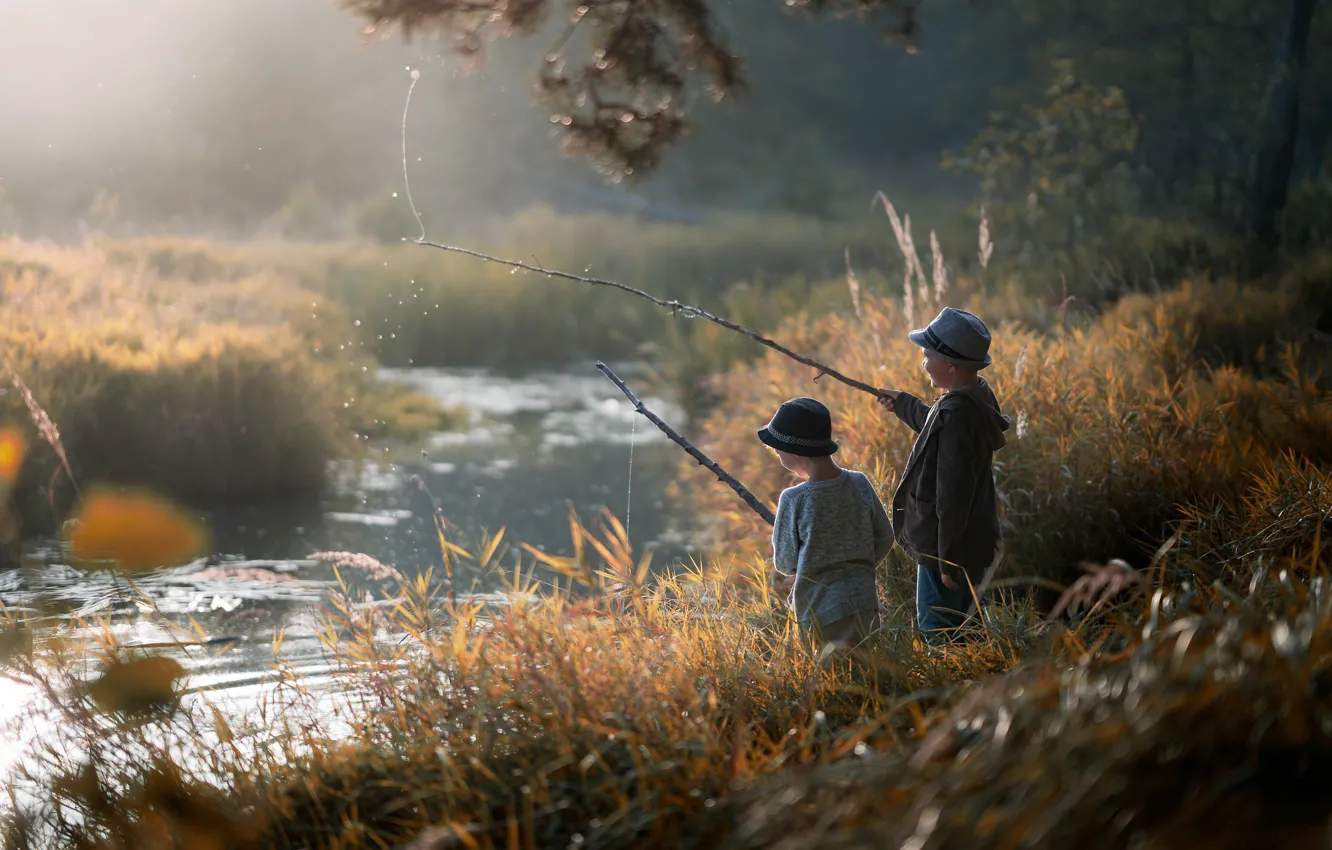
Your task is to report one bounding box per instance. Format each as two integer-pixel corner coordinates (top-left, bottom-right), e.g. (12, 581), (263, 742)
(0, 0), (993, 241)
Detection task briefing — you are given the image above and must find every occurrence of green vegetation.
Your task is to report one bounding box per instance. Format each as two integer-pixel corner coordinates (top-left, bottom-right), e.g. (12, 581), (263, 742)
(94, 207), (925, 373)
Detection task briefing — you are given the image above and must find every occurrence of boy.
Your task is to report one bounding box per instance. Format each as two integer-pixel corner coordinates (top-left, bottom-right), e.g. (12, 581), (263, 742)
(877, 307), (1010, 640)
(759, 397), (894, 648)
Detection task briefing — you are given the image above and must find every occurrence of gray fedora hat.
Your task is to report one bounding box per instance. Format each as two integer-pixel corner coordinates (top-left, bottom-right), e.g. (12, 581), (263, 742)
(908, 307), (993, 369)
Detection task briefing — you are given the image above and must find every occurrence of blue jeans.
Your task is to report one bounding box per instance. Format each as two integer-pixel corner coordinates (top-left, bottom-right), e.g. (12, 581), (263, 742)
(916, 565), (981, 640)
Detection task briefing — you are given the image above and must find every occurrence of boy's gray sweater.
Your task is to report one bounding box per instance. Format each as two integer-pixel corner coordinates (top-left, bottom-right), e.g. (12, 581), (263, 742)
(772, 470), (894, 631)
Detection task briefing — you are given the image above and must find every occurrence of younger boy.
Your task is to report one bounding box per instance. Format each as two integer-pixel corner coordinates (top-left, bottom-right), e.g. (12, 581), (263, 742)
(876, 307), (1010, 640)
(759, 397), (894, 648)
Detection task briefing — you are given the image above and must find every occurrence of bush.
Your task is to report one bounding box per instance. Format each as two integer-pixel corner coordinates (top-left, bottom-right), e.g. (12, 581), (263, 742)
(0, 239), (455, 524)
(4, 325), (343, 517)
(685, 273), (1332, 595)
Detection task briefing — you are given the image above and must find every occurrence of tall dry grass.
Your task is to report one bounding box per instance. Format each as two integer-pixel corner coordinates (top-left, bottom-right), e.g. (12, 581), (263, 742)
(1, 207), (1330, 848)
(6, 453), (1332, 848)
(91, 207), (920, 373)
(0, 508), (1038, 849)
(0, 238), (460, 520)
(685, 246), (1332, 600)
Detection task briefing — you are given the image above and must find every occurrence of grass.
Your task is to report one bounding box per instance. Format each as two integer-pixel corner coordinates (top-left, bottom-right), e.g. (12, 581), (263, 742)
(4, 453), (1332, 848)
(1, 205), (1330, 847)
(93, 205), (940, 373)
(0, 201), (960, 519)
(0, 238), (463, 524)
(684, 230), (1332, 595)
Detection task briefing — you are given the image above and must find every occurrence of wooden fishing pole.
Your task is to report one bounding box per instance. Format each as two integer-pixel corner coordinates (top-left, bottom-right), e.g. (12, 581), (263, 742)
(596, 362), (776, 526)
(415, 239), (884, 399)
(398, 76), (880, 400)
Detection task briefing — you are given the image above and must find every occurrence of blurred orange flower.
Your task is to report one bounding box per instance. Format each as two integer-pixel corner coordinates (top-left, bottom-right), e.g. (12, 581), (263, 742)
(65, 487), (209, 572)
(0, 425), (28, 489)
(87, 655), (186, 715)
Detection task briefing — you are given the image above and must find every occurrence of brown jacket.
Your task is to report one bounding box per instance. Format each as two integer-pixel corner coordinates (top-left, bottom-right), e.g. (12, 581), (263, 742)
(891, 377), (1010, 582)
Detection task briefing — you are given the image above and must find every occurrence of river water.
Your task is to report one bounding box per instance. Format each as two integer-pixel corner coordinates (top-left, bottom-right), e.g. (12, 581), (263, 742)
(0, 365), (701, 780)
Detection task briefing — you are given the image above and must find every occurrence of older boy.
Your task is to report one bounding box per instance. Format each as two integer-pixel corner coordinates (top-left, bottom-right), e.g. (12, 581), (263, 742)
(876, 307), (1010, 640)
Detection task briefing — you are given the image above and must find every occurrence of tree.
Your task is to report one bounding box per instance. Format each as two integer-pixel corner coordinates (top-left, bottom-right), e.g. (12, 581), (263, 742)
(943, 60), (1141, 279)
(339, 0), (920, 179)
(346, 0), (1331, 251)
(1250, 0), (1322, 249)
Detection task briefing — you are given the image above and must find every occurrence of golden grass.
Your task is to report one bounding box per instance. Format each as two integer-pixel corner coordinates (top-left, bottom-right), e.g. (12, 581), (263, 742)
(6, 462), (1332, 849)
(0, 511), (1040, 849)
(0, 238), (461, 519)
(90, 206), (909, 374)
(686, 263), (1332, 592)
(1, 222), (1331, 847)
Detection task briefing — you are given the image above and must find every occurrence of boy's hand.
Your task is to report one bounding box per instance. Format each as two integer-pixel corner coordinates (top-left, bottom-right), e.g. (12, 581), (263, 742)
(771, 569), (795, 595)
(875, 388), (900, 413)
(940, 567), (961, 591)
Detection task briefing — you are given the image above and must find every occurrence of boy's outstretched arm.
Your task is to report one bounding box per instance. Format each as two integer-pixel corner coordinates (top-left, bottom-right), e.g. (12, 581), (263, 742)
(877, 388), (930, 433)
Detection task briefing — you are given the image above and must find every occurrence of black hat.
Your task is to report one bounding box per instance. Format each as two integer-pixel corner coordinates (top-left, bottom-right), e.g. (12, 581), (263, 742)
(757, 397), (838, 458)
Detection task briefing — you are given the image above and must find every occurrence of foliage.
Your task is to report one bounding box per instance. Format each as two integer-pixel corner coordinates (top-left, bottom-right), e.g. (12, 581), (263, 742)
(1283, 151), (1332, 253)
(270, 180), (342, 242)
(943, 60), (1143, 283)
(0, 216), (1331, 847)
(0, 507), (1039, 849)
(353, 189), (421, 244)
(6, 442), (1332, 847)
(95, 209), (901, 371)
(687, 241), (1332, 591)
(343, 0), (745, 181)
(727, 538), (1332, 848)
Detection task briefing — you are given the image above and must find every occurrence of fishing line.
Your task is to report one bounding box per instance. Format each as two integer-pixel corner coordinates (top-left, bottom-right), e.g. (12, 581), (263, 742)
(625, 413), (636, 537)
(402, 68), (426, 242)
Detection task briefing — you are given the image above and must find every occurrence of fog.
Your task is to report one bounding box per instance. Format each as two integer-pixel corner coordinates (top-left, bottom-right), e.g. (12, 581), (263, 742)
(0, 0), (990, 240)
(0, 0), (609, 236)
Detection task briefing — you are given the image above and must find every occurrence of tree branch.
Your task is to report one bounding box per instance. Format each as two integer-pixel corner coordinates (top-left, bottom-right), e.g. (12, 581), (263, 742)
(596, 361), (775, 526)
(415, 238), (883, 398)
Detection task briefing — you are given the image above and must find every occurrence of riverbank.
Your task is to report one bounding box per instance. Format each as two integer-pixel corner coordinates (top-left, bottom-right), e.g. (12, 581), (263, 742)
(4, 454), (1330, 848)
(689, 252), (1332, 592)
(0, 238), (463, 526)
(4, 250), (1332, 846)
(0, 205), (928, 519)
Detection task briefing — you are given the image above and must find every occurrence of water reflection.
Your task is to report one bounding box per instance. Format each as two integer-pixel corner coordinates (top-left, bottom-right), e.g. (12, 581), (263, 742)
(0, 365), (700, 780)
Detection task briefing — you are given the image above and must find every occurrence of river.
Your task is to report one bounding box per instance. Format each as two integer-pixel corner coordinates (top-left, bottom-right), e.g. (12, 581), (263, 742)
(0, 364), (701, 781)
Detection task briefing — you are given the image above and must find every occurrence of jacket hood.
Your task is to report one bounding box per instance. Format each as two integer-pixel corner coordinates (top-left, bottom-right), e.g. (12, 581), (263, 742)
(946, 376), (1010, 451)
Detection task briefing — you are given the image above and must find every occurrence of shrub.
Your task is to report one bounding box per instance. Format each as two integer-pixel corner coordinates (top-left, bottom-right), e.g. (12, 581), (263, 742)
(0, 239), (454, 523)
(685, 274), (1332, 596)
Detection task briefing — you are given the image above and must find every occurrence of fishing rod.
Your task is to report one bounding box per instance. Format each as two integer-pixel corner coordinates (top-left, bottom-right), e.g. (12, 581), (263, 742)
(414, 239), (885, 400)
(596, 362), (776, 526)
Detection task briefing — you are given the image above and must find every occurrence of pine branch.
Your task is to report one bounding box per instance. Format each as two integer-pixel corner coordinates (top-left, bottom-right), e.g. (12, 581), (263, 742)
(415, 238), (883, 398)
(596, 361), (775, 526)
